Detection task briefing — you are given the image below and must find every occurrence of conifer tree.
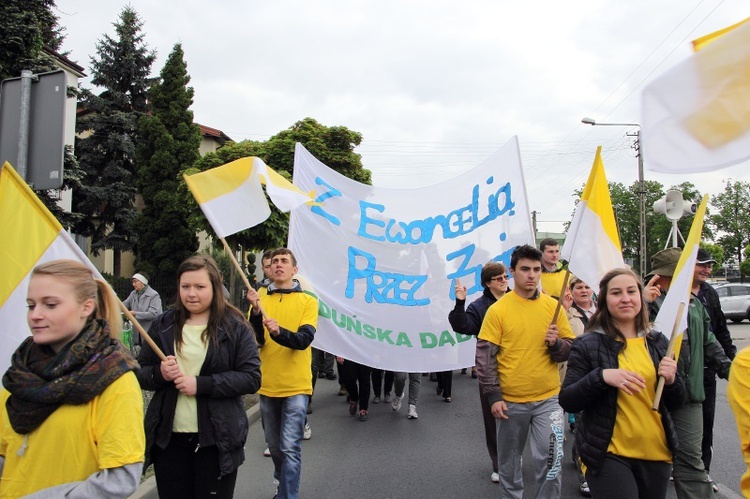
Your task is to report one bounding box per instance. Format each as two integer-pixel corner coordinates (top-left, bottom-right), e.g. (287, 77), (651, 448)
(135, 43), (201, 295)
(74, 6), (155, 275)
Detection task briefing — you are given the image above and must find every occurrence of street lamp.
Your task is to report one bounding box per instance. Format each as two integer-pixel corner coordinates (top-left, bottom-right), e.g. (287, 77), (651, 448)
(581, 117), (647, 278)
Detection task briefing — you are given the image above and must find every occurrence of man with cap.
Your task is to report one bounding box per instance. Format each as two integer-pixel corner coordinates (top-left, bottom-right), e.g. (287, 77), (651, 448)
(692, 248), (736, 490)
(645, 247), (732, 498)
(123, 272), (163, 345)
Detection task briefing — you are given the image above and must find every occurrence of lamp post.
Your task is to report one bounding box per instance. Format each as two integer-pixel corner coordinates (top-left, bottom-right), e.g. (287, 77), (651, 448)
(581, 117), (647, 278)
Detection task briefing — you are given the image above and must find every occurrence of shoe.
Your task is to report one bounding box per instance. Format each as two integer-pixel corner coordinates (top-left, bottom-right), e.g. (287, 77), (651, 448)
(317, 372), (326, 378)
(471, 368), (478, 378)
(372, 396), (380, 404)
(359, 409), (368, 421)
(579, 480), (591, 497)
(490, 472), (500, 483)
(706, 475), (718, 492)
(263, 447), (271, 457)
(349, 401), (357, 415)
(325, 372), (337, 380)
(384, 393), (391, 403)
(461, 368), (467, 374)
(444, 396), (452, 403)
(303, 422), (312, 440)
(306, 404), (313, 415)
(337, 387), (348, 396)
(392, 394), (403, 412)
(407, 404), (418, 419)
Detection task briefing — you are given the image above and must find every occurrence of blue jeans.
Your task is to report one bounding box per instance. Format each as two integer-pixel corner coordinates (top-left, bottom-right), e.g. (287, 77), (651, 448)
(260, 394), (308, 499)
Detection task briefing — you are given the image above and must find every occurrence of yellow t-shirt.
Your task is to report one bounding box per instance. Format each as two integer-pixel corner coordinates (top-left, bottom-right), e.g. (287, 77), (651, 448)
(478, 291), (576, 403)
(607, 337), (671, 462)
(173, 324), (209, 433)
(0, 372), (144, 498)
(728, 346), (750, 497)
(541, 269), (567, 298)
(258, 291), (318, 397)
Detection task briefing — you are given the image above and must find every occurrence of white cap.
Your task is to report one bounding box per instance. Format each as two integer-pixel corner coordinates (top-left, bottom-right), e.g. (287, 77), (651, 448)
(132, 273), (148, 285)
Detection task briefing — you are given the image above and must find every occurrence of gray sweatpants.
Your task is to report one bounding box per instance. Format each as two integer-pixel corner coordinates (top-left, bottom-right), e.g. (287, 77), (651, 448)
(393, 372), (421, 406)
(496, 396), (564, 499)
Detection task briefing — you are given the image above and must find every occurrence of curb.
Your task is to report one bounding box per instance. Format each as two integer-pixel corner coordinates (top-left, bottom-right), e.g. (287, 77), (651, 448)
(129, 403), (261, 498)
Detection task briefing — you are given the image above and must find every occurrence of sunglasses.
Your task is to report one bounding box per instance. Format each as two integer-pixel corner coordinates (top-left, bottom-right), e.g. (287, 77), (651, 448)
(489, 275), (510, 282)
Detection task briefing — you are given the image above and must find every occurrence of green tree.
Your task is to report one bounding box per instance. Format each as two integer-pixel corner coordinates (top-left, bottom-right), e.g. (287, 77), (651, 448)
(186, 118), (371, 253)
(700, 242), (724, 267)
(0, 0), (64, 80)
(134, 43), (200, 297)
(73, 6), (155, 275)
(708, 179), (750, 281)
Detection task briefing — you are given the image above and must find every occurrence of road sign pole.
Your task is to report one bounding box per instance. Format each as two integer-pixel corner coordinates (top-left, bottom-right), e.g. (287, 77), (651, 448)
(16, 70), (36, 182)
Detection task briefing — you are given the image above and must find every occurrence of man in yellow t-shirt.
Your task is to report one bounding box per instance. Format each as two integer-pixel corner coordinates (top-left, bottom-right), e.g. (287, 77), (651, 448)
(247, 248), (317, 499)
(477, 244), (575, 498)
(728, 346), (750, 498)
(539, 237), (567, 299)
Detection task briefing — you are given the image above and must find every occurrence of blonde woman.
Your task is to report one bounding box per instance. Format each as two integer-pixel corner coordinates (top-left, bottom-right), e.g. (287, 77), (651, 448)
(0, 260), (144, 498)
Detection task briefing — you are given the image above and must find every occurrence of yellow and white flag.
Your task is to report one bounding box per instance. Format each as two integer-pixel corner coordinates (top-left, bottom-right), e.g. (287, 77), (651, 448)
(642, 17), (750, 173)
(652, 194), (709, 349)
(184, 156), (315, 238)
(560, 146), (625, 290)
(0, 162), (102, 374)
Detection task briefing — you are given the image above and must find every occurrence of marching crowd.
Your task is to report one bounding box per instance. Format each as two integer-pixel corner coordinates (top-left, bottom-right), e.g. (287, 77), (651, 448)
(0, 240), (749, 499)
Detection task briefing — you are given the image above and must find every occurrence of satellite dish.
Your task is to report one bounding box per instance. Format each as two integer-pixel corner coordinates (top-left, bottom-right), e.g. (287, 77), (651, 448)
(653, 190), (685, 221)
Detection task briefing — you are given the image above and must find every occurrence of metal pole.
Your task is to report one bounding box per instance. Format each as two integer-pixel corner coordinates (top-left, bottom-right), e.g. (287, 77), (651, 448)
(17, 70), (34, 182)
(636, 130), (647, 279)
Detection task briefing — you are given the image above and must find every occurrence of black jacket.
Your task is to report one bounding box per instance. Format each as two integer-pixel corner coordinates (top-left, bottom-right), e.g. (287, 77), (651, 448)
(559, 329), (685, 475)
(448, 288), (498, 336)
(696, 282), (736, 363)
(137, 309), (261, 476)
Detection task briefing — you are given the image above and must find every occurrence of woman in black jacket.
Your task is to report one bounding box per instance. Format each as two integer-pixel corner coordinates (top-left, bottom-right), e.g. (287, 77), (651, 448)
(138, 255), (261, 499)
(560, 268), (685, 499)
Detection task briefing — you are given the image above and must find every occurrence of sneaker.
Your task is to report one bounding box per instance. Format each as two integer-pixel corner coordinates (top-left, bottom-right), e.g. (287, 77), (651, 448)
(263, 447), (271, 457)
(372, 396), (380, 404)
(392, 394), (403, 412)
(579, 480), (591, 497)
(303, 422), (312, 440)
(407, 404), (418, 419)
(337, 386), (348, 396)
(384, 393), (391, 403)
(349, 401), (357, 415)
(359, 409), (368, 421)
(490, 472), (500, 483)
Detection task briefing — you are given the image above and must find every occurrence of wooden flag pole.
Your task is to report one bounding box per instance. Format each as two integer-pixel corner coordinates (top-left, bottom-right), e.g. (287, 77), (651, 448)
(652, 301), (686, 411)
(118, 302), (167, 362)
(220, 237), (269, 320)
(551, 268), (572, 325)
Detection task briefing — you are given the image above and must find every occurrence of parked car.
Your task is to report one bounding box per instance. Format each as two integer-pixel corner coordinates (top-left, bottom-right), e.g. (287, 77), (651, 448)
(716, 283), (750, 323)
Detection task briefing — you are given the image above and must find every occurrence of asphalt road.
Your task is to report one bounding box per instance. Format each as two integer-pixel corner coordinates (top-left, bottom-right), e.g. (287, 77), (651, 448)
(133, 321), (750, 498)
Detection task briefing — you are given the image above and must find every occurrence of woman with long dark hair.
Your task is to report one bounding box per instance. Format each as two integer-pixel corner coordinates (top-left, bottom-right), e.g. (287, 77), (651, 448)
(138, 255), (261, 498)
(0, 260), (143, 497)
(560, 268), (685, 499)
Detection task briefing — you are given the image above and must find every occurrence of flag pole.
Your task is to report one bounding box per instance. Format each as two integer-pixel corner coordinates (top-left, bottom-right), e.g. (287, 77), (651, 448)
(220, 237), (269, 319)
(551, 268), (572, 324)
(547, 268), (572, 346)
(652, 301), (686, 411)
(119, 303), (167, 361)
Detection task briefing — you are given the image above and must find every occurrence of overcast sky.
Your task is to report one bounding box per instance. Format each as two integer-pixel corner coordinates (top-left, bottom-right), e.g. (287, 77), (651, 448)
(53, 0), (750, 233)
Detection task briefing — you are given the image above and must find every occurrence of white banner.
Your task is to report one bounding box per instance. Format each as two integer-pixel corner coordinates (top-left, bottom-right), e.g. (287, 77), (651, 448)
(289, 138), (534, 372)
